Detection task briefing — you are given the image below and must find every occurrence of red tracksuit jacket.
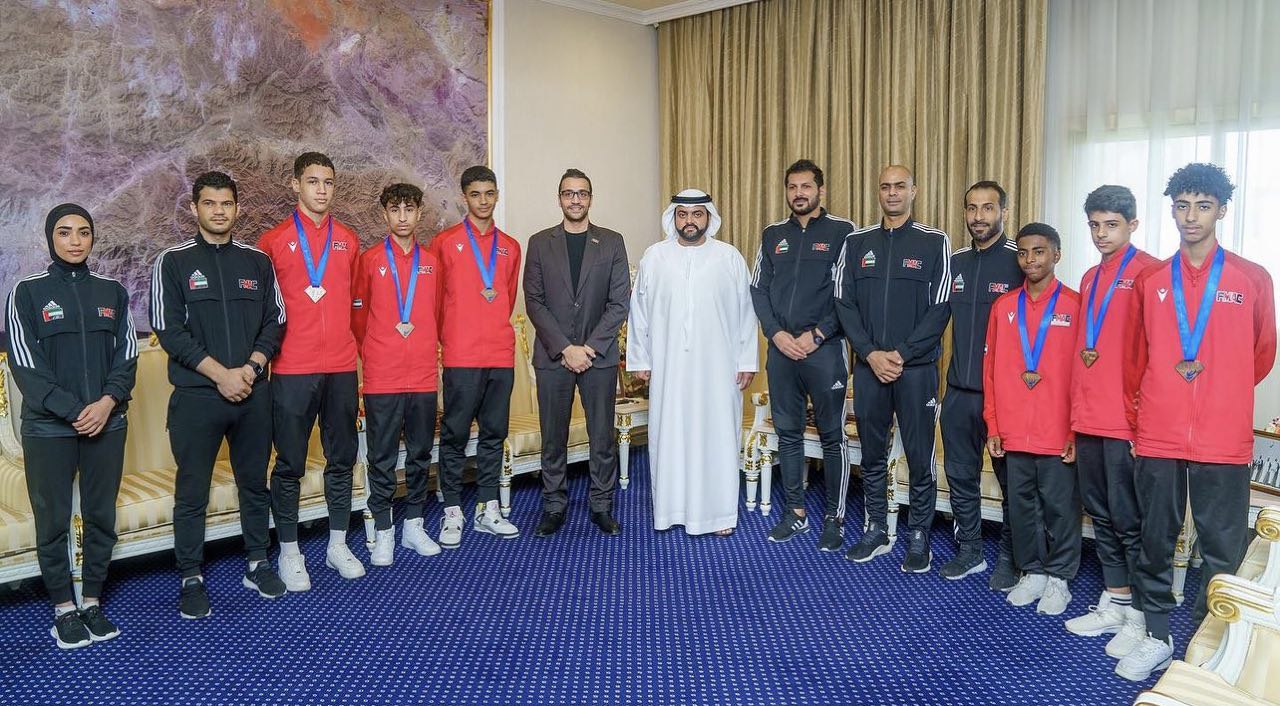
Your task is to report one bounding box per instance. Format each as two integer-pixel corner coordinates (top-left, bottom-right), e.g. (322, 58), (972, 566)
(258, 211), (360, 374)
(1070, 248), (1159, 441)
(1123, 242), (1276, 464)
(352, 238), (441, 394)
(984, 277), (1081, 455)
(427, 219), (521, 369)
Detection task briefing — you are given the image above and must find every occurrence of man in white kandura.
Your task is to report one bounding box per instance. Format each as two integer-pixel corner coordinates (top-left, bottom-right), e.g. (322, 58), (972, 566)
(626, 189), (759, 536)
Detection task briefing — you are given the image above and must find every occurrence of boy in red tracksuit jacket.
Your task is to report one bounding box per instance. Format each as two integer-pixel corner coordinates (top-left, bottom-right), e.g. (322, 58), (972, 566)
(257, 152), (366, 588)
(984, 223), (1082, 619)
(428, 165), (522, 548)
(1063, 185), (1159, 657)
(1115, 163), (1276, 682)
(352, 183), (443, 566)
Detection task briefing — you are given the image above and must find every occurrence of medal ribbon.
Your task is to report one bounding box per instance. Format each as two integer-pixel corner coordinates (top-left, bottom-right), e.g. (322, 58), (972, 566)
(1172, 246), (1225, 362)
(1084, 245), (1137, 350)
(384, 237), (420, 325)
(1018, 281), (1063, 373)
(292, 211), (333, 289)
(464, 219), (498, 293)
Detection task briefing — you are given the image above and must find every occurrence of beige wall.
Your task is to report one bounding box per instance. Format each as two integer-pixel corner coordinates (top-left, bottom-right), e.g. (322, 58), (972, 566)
(494, 0), (661, 265)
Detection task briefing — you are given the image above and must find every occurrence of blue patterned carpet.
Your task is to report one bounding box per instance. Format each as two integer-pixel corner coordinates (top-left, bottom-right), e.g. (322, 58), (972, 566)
(0, 448), (1194, 705)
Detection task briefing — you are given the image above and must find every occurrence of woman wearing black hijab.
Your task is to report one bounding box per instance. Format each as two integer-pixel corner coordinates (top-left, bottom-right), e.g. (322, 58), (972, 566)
(5, 203), (137, 649)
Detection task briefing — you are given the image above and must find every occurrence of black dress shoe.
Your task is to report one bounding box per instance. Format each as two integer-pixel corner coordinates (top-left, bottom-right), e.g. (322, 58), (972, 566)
(590, 511), (621, 535)
(534, 512), (566, 537)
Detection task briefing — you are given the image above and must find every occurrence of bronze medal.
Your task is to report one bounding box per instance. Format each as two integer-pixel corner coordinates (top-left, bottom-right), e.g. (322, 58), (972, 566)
(1080, 348), (1099, 368)
(481, 287), (497, 302)
(395, 322), (415, 338)
(1175, 359), (1204, 383)
(1021, 370), (1042, 390)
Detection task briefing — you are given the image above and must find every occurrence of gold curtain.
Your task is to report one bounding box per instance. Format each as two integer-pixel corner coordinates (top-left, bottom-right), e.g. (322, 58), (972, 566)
(659, 0), (1047, 256)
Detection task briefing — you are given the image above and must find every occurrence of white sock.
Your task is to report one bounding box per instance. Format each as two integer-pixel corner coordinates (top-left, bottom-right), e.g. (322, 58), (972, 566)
(328, 529), (346, 551)
(1107, 590), (1133, 607)
(81, 598), (99, 608)
(181, 574), (203, 587)
(248, 559), (265, 572)
(54, 604), (77, 617)
(280, 541), (301, 558)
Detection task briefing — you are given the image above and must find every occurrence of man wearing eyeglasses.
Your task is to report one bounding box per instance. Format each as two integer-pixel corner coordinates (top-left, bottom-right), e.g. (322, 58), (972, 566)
(524, 168), (632, 536)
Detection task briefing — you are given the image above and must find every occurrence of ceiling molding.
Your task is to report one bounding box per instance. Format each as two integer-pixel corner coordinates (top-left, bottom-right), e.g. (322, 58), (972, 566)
(535, 0), (758, 26)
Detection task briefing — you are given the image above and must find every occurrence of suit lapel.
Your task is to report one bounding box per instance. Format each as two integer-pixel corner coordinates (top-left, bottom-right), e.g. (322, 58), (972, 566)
(552, 226), (574, 295)
(576, 225), (602, 294)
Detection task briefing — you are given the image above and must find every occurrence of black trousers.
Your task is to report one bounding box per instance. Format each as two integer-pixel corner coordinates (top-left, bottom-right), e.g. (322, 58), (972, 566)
(853, 362), (938, 532)
(23, 430), (126, 604)
(1135, 458), (1250, 640)
(1006, 451), (1082, 580)
(767, 342), (850, 518)
(535, 364), (617, 514)
(1076, 434), (1142, 593)
(170, 387), (273, 578)
(939, 386), (1012, 554)
(363, 392), (437, 531)
(439, 367), (513, 508)
(269, 371), (358, 542)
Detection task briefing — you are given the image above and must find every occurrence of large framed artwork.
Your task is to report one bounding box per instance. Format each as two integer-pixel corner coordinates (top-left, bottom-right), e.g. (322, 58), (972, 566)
(0, 1), (490, 328)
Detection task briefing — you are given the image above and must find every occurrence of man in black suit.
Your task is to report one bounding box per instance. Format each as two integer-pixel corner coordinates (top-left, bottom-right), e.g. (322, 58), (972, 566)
(524, 168), (632, 536)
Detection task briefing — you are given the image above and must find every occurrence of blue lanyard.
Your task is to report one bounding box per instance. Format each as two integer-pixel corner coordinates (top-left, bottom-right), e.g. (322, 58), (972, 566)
(1171, 246), (1225, 362)
(384, 237), (420, 324)
(1084, 245), (1137, 349)
(291, 211), (332, 288)
(464, 219), (498, 291)
(1018, 281), (1063, 373)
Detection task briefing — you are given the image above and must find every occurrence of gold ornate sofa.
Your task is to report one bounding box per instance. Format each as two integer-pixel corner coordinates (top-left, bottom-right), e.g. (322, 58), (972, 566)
(1134, 505), (1280, 706)
(0, 336), (365, 594)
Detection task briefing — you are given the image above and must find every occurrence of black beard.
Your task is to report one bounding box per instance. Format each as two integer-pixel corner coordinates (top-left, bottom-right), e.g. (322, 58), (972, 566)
(968, 223), (1003, 243)
(790, 200), (818, 217)
(678, 225), (707, 242)
(564, 210), (588, 223)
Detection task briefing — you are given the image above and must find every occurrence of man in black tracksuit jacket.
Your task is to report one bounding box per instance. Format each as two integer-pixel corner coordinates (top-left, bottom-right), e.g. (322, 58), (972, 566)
(751, 160), (857, 551)
(150, 171), (287, 619)
(938, 181), (1024, 588)
(6, 203), (137, 648)
(836, 165), (951, 573)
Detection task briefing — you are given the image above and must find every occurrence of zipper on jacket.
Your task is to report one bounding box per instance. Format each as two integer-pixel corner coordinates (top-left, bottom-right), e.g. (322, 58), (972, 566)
(212, 245), (234, 362)
(967, 251), (984, 388)
(70, 275), (91, 400)
(784, 224), (804, 333)
(881, 229), (895, 349)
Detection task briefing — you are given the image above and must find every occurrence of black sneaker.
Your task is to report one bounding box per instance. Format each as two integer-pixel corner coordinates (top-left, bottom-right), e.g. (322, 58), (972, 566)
(78, 604), (120, 642)
(767, 510), (810, 543)
(940, 543), (987, 580)
(243, 562), (287, 599)
(988, 551), (1020, 592)
(179, 576), (211, 620)
(901, 529), (931, 573)
(845, 522), (892, 563)
(534, 511), (566, 537)
(817, 516), (844, 552)
(50, 610), (91, 649)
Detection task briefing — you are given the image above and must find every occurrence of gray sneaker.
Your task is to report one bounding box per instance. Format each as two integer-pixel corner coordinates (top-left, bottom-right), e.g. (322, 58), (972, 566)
(988, 551), (1019, 592)
(940, 543), (988, 580)
(845, 522), (893, 563)
(439, 506), (465, 549)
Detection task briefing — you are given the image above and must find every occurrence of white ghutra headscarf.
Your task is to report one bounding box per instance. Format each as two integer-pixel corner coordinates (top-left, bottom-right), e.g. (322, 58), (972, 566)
(661, 188), (722, 240)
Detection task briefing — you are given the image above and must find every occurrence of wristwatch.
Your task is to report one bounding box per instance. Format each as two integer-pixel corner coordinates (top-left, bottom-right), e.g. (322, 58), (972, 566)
(247, 360), (265, 378)
(811, 329), (825, 346)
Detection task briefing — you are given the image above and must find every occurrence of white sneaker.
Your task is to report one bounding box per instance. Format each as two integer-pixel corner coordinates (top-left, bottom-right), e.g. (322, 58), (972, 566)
(325, 543), (367, 579)
(1065, 591), (1126, 636)
(402, 518), (442, 557)
(439, 506), (464, 550)
(473, 500), (520, 539)
(1106, 607), (1147, 658)
(370, 528), (395, 567)
(279, 552), (311, 592)
(1115, 634), (1174, 681)
(1036, 577), (1072, 616)
(1007, 573), (1048, 607)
